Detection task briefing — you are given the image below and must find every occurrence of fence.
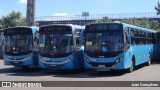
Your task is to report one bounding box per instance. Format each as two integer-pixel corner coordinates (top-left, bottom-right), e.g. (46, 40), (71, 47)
(36, 12), (160, 21)
(36, 12), (160, 26)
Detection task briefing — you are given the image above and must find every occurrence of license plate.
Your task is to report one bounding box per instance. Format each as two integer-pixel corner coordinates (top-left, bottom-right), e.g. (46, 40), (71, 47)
(98, 65), (105, 68)
(50, 64), (56, 67)
(97, 68), (110, 71)
(13, 61), (19, 64)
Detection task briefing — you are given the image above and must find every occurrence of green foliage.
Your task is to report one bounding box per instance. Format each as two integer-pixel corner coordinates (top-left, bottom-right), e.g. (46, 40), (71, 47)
(0, 11), (26, 29)
(95, 17), (112, 23)
(95, 17), (160, 31)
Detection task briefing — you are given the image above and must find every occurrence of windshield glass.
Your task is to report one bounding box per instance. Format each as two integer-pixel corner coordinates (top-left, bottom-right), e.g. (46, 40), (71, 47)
(84, 31), (124, 57)
(4, 35), (33, 55)
(85, 31), (123, 52)
(4, 28), (33, 55)
(39, 32), (73, 57)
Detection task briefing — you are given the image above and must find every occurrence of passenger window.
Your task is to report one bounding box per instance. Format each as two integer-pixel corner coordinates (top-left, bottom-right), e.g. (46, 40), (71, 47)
(124, 27), (130, 51)
(130, 29), (134, 37)
(152, 33), (156, 44)
(125, 27), (129, 35)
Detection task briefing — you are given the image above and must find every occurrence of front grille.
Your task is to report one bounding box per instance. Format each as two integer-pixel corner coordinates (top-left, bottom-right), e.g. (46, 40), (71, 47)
(44, 64), (63, 68)
(40, 53), (72, 58)
(89, 62), (115, 67)
(8, 58), (23, 61)
(10, 61), (23, 65)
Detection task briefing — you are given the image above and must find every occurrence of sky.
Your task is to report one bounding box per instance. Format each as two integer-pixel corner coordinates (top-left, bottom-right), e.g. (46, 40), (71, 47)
(0, 0), (159, 18)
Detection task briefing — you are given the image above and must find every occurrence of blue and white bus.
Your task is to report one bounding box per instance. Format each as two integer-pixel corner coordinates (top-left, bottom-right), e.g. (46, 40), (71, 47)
(3, 26), (39, 69)
(39, 24), (85, 70)
(83, 22), (156, 72)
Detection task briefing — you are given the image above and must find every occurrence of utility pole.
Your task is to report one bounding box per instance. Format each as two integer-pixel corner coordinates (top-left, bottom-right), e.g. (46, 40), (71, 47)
(26, 0), (35, 26)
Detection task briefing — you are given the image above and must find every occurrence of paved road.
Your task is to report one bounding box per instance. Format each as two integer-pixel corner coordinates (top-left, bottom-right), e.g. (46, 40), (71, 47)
(0, 60), (160, 90)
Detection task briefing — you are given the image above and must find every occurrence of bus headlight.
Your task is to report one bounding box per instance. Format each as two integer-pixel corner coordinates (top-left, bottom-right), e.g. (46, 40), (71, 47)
(115, 56), (124, 64)
(42, 57), (49, 61)
(84, 57), (90, 63)
(63, 56), (73, 64)
(4, 56), (10, 61)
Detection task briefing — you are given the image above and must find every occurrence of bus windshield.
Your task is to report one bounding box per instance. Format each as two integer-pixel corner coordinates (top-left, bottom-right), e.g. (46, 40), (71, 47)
(4, 35), (33, 55)
(4, 28), (33, 55)
(84, 30), (124, 57)
(39, 32), (73, 57)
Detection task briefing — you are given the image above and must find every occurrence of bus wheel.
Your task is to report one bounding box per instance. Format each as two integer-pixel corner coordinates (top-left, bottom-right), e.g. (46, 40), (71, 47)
(147, 54), (151, 66)
(127, 60), (135, 73)
(21, 66), (29, 70)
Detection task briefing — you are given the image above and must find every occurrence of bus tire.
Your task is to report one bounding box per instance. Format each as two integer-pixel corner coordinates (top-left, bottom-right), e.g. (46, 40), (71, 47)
(127, 58), (135, 73)
(21, 66), (29, 70)
(147, 54), (151, 66)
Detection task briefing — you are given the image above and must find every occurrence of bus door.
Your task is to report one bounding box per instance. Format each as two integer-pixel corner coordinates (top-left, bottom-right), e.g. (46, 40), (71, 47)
(152, 33), (157, 59)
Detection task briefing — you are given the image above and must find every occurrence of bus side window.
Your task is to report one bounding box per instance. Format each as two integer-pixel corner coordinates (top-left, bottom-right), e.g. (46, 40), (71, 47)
(124, 27), (130, 51)
(152, 33), (156, 44)
(131, 29), (135, 45)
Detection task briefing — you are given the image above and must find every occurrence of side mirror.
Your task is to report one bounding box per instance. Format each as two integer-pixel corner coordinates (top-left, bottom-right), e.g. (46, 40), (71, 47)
(76, 37), (80, 45)
(34, 31), (39, 52)
(33, 36), (39, 52)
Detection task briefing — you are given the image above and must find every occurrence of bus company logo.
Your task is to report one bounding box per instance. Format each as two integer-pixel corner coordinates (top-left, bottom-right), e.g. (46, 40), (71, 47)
(2, 82), (12, 87)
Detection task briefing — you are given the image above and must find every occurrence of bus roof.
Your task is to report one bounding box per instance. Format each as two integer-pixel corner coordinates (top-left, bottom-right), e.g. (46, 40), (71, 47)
(40, 24), (85, 29)
(4, 26), (39, 35)
(4, 26), (38, 30)
(122, 23), (156, 33)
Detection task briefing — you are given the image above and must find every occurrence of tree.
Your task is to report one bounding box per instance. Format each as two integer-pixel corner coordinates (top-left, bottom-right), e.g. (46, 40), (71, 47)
(121, 18), (140, 26)
(149, 20), (160, 31)
(0, 11), (26, 29)
(96, 17), (112, 23)
(155, 2), (160, 15)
